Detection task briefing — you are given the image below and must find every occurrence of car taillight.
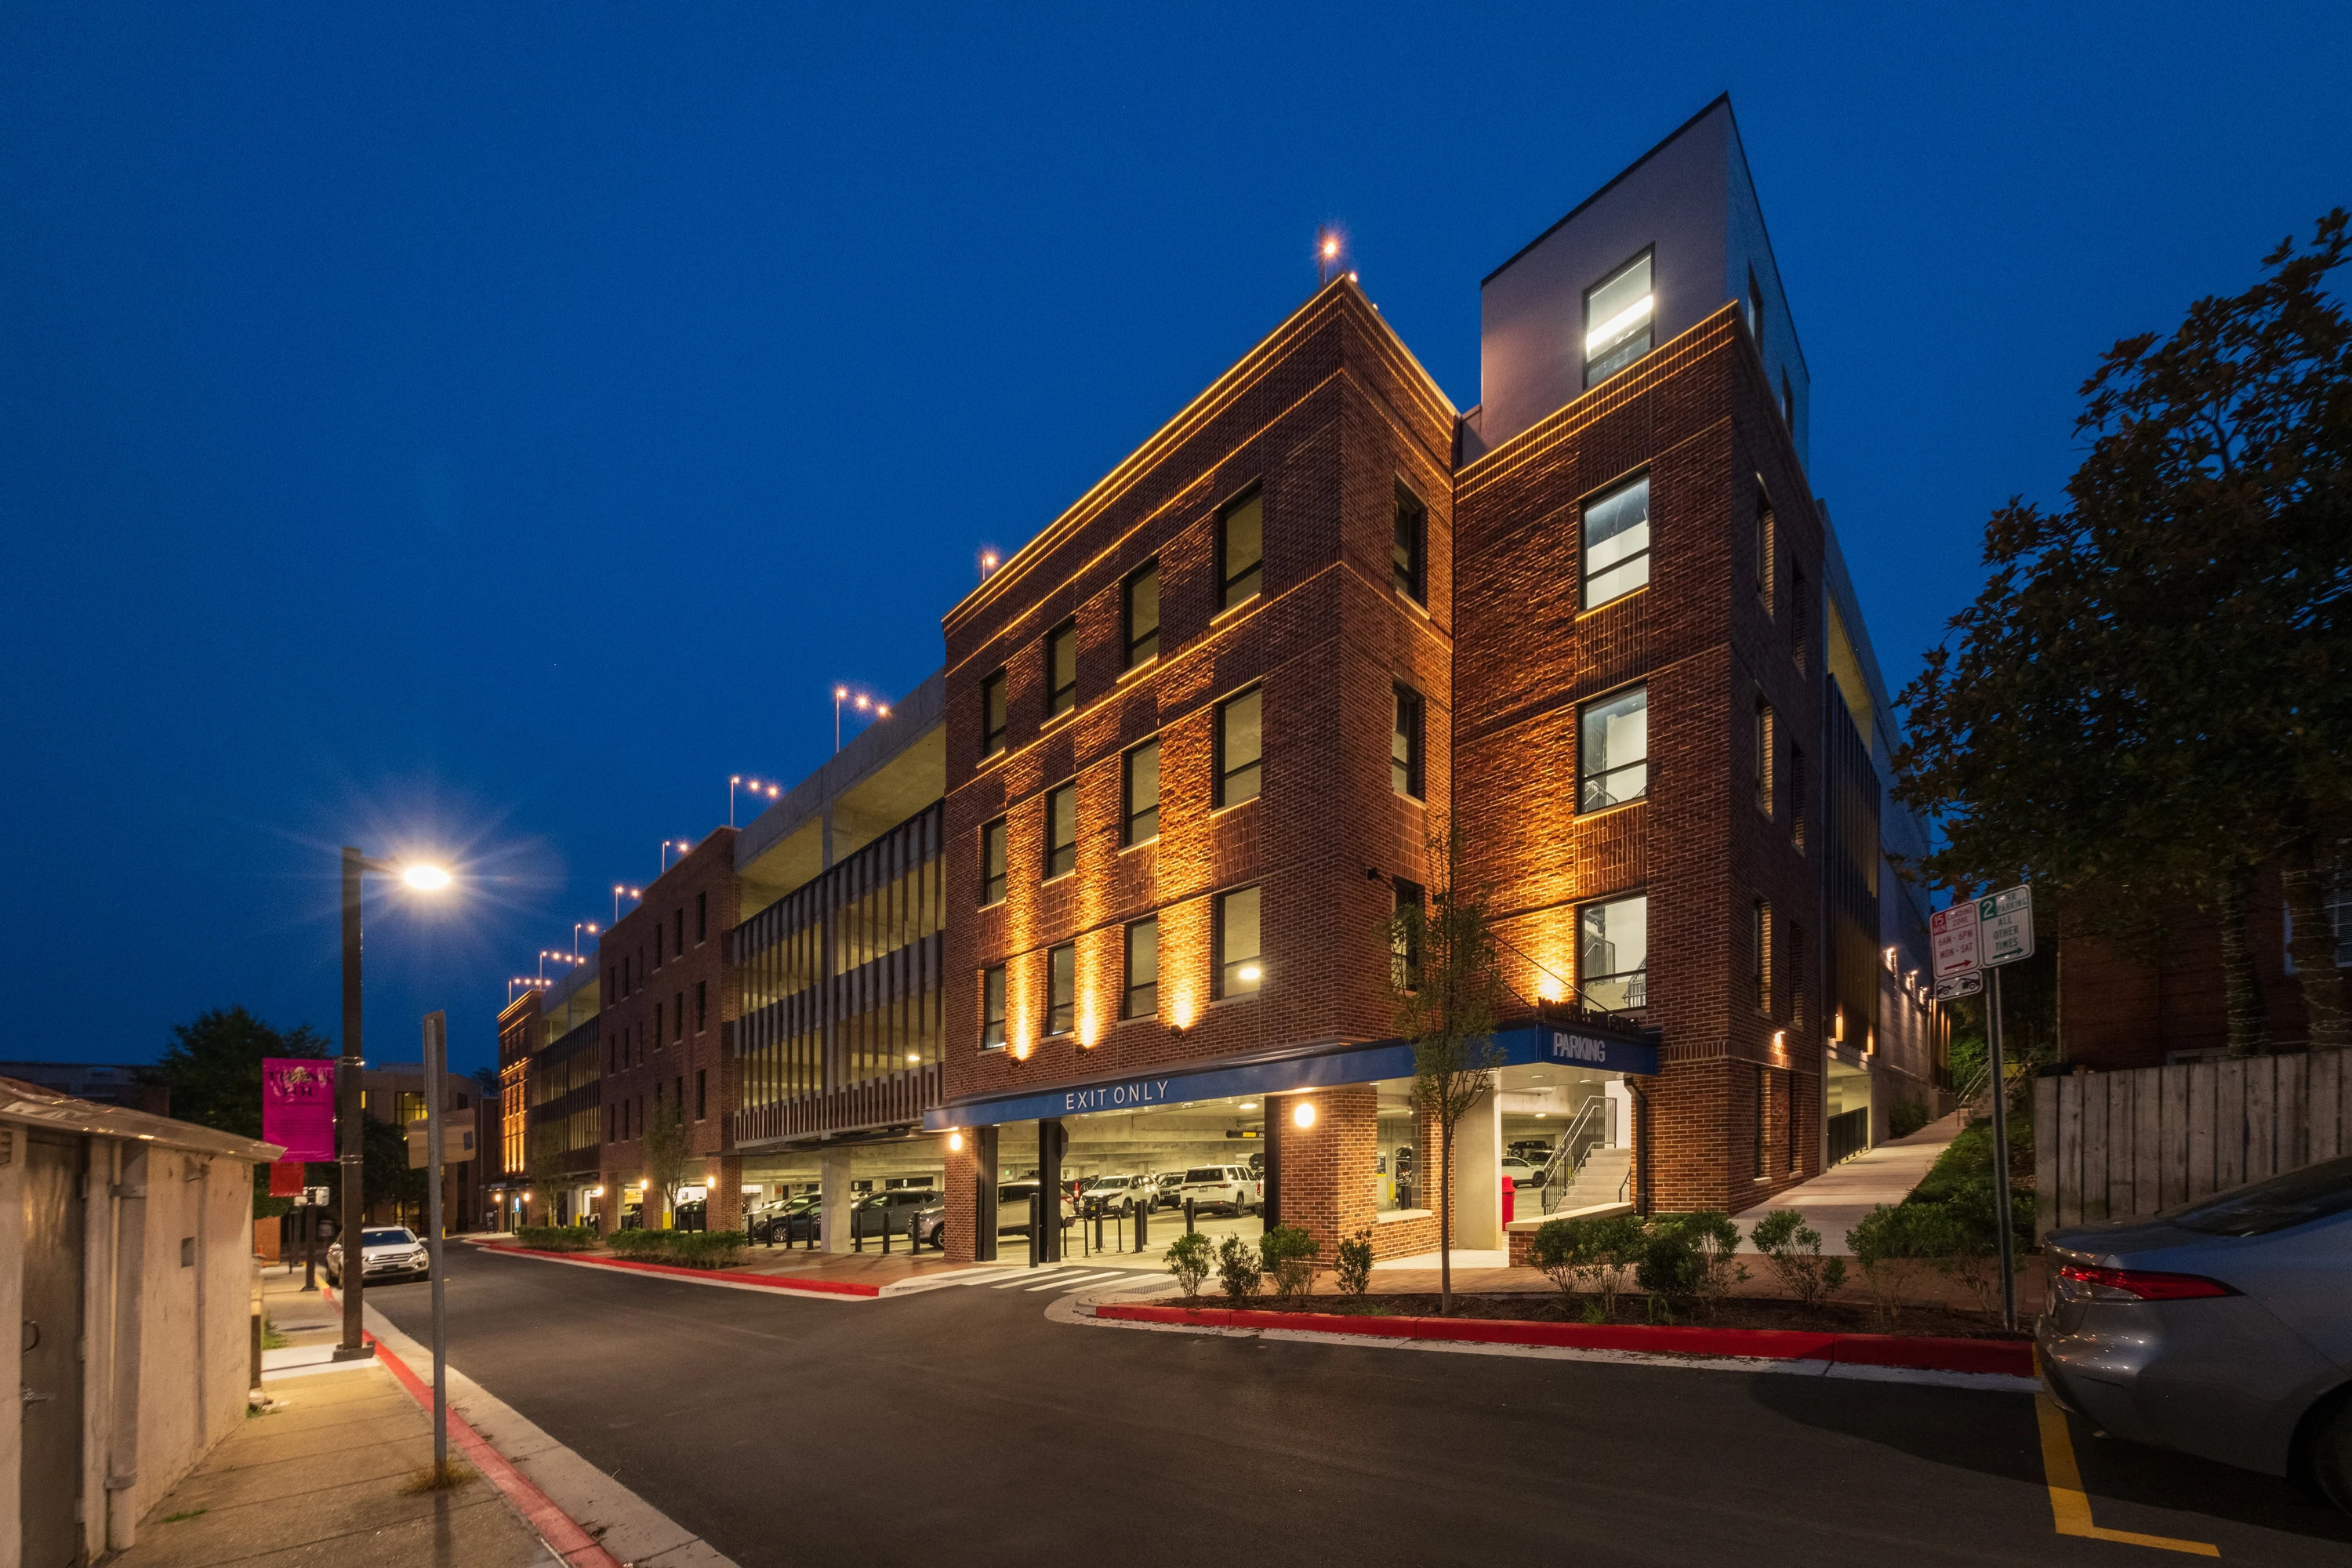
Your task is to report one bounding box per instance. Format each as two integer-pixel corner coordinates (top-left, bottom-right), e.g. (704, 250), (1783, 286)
(2058, 1262), (2237, 1301)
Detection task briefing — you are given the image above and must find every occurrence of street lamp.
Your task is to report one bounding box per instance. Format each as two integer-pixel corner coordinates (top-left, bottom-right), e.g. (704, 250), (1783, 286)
(612, 884), (641, 923)
(336, 846), (452, 1362)
(573, 921), (597, 957)
(661, 837), (691, 873)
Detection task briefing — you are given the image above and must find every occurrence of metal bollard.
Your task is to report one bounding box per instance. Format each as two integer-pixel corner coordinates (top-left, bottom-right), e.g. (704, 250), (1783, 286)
(882, 1207), (893, 1254)
(1094, 1204), (1105, 1254)
(1135, 1197), (1149, 1250)
(1184, 1196), (1196, 1236)
(854, 1203), (864, 1253)
(1029, 1192), (1043, 1267)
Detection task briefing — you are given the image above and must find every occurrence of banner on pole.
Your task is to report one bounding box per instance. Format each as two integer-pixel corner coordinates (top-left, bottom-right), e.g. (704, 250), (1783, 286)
(262, 1058), (337, 1162)
(268, 1160), (307, 1196)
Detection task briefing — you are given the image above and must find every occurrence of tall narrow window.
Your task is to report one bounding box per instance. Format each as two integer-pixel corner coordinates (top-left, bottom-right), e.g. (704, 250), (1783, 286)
(1043, 783), (1077, 878)
(1046, 620), (1077, 718)
(980, 818), (1007, 906)
(1123, 739), (1160, 845)
(696, 1069), (708, 1122)
(1392, 684), (1425, 799)
(1746, 265), (1764, 344)
(1124, 917), (1159, 1018)
(673, 992), (684, 1041)
(673, 908), (684, 955)
(1392, 878), (1424, 990)
(1218, 487), (1264, 610)
(1789, 923), (1806, 1028)
(695, 980), (706, 1033)
(1579, 685), (1648, 811)
(981, 670), (1008, 757)
(1584, 249), (1653, 387)
(1215, 684), (1262, 807)
(1755, 483), (1775, 612)
(1214, 885), (1263, 999)
(1581, 473), (1650, 609)
(655, 1001), (663, 1041)
(1578, 894), (1647, 1011)
(981, 966), (1007, 1049)
(1753, 898), (1773, 1014)
(1392, 483), (1427, 603)
(1124, 561), (1160, 667)
(696, 891), (707, 943)
(1788, 744), (1807, 851)
(1781, 370), (1795, 430)
(1791, 564), (1809, 671)
(1046, 943), (1076, 1036)
(1756, 699), (1777, 818)
(1754, 1066), (1768, 1178)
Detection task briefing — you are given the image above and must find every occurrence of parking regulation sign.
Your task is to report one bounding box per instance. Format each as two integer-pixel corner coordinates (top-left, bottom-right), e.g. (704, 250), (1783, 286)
(1931, 900), (1981, 981)
(1979, 884), (2034, 967)
(1933, 971), (1983, 1001)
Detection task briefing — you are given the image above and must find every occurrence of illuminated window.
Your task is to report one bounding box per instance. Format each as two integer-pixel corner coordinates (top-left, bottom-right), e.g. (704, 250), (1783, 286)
(1752, 899), (1773, 1014)
(1047, 620), (1077, 718)
(1581, 474), (1650, 609)
(1579, 685), (1648, 810)
(981, 670), (1007, 757)
(1584, 249), (1653, 387)
(1392, 684), (1425, 799)
(1218, 487), (1264, 610)
(1123, 739), (1160, 845)
(1124, 917), (1158, 1018)
(981, 966), (1006, 1050)
(1578, 894), (1647, 1011)
(1043, 783), (1076, 879)
(1214, 885), (1262, 999)
(980, 818), (1007, 906)
(1755, 482), (1775, 611)
(1756, 699), (1776, 818)
(1215, 685), (1262, 808)
(1046, 943), (1076, 1036)
(1392, 483), (1426, 603)
(1124, 561), (1160, 667)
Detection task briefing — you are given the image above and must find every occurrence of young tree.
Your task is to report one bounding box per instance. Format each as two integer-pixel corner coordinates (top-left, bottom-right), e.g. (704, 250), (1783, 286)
(641, 1094), (691, 1229)
(1390, 823), (1507, 1316)
(144, 1005), (331, 1138)
(525, 1124), (570, 1226)
(1896, 210), (2352, 1054)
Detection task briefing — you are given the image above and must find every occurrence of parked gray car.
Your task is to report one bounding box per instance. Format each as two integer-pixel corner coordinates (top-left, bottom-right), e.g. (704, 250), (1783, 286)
(2038, 1152), (2352, 1508)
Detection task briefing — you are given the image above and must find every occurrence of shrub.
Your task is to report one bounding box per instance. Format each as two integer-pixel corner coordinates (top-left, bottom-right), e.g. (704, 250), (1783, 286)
(514, 1225), (598, 1253)
(1214, 1232), (1264, 1305)
(1334, 1229), (1374, 1303)
(604, 1228), (666, 1258)
(1748, 1209), (1846, 1305)
(1847, 1203), (1963, 1328)
(1890, 1098), (1934, 1139)
(1258, 1225), (1319, 1303)
(1642, 1212), (1746, 1318)
(1165, 1231), (1214, 1303)
(665, 1231), (744, 1269)
(1525, 1214), (1645, 1318)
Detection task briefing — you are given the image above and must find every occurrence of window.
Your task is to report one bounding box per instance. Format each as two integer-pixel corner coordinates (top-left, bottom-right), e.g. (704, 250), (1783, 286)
(1756, 699), (1777, 818)
(1124, 561), (1160, 667)
(673, 993), (684, 1041)
(1781, 370), (1795, 430)
(1791, 564), (1809, 670)
(981, 670), (1008, 757)
(1044, 782), (1077, 879)
(1579, 685), (1648, 811)
(654, 925), (663, 968)
(1047, 620), (1077, 718)
(673, 908), (684, 955)
(1789, 923), (1806, 1027)
(1123, 739), (1160, 845)
(1754, 1065), (1769, 1178)
(696, 1069), (707, 1122)
(1392, 878), (1424, 990)
(1214, 885), (1262, 998)
(980, 818), (1007, 906)
(1755, 483), (1775, 612)
(654, 1002), (663, 1042)
(1218, 487), (1264, 610)
(1578, 894), (1647, 1011)
(1584, 249), (1653, 387)
(1046, 943), (1076, 1036)
(1752, 899), (1773, 1014)
(1581, 473), (1650, 608)
(1392, 684), (1425, 798)
(1215, 685), (1262, 807)
(695, 980), (707, 1033)
(696, 891), (706, 943)
(1392, 483), (1427, 603)
(1124, 917), (1158, 1018)
(1789, 744), (1807, 851)
(981, 966), (1007, 1049)
(1746, 266), (1763, 344)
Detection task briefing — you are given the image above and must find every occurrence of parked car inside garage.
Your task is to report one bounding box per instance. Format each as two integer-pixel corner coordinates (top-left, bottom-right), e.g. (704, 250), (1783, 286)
(1175, 1165), (1261, 1216)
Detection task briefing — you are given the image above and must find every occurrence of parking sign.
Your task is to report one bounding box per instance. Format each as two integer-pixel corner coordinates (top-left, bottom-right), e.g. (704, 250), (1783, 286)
(1979, 884), (2034, 967)
(1931, 900), (1980, 980)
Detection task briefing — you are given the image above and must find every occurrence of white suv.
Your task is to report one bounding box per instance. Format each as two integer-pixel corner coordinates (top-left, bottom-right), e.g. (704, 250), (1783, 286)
(1174, 1165), (1261, 1217)
(1077, 1174), (1152, 1210)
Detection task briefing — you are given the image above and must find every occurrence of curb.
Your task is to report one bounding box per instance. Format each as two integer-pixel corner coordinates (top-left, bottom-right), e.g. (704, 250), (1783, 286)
(476, 1242), (882, 1298)
(319, 1287), (622, 1568)
(1093, 1302), (2034, 1377)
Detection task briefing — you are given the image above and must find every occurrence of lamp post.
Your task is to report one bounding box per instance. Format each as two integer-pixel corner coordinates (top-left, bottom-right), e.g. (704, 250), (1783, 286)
(573, 921), (597, 958)
(613, 884), (641, 924)
(336, 847), (451, 1362)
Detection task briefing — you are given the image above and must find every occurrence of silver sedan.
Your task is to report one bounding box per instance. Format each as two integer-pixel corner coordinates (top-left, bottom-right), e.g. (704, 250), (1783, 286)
(2038, 1152), (2352, 1507)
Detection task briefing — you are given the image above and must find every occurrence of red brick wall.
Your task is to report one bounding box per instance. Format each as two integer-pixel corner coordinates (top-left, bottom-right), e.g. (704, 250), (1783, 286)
(2060, 868), (2307, 1069)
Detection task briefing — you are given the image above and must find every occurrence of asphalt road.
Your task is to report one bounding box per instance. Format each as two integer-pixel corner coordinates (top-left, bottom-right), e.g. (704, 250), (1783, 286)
(372, 1248), (2352, 1566)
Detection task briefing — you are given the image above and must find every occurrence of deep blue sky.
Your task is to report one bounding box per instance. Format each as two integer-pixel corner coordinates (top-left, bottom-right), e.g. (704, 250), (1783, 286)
(4, 5), (2346, 1080)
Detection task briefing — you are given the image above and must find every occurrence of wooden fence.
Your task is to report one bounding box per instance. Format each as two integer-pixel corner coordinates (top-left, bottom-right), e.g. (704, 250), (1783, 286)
(2034, 1049), (2350, 1240)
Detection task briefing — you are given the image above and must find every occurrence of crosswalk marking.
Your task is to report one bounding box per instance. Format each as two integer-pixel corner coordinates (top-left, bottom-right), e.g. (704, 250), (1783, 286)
(1026, 1269), (1132, 1292)
(991, 1267), (1085, 1288)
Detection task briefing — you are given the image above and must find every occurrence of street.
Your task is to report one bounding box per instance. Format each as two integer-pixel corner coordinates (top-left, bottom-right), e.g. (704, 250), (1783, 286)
(369, 1247), (2352, 1566)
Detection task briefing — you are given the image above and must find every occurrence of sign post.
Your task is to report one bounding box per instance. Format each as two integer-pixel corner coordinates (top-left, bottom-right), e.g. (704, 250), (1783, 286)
(421, 1011), (451, 1479)
(1936, 885), (2034, 1331)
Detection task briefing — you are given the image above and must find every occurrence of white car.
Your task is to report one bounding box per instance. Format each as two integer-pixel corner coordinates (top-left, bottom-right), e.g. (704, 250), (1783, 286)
(1174, 1165), (1262, 1217)
(1077, 1174), (1154, 1211)
(325, 1225), (430, 1287)
(1501, 1156), (1543, 1189)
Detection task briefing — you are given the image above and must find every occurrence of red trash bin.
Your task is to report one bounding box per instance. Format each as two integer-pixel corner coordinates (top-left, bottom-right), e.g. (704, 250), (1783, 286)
(1501, 1173), (1516, 1226)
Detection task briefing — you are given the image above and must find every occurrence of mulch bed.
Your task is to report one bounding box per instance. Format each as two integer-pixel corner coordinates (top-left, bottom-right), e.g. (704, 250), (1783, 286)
(1223, 1291), (2025, 1341)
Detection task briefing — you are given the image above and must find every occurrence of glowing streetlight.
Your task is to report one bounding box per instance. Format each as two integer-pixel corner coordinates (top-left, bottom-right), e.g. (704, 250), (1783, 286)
(401, 863), (452, 891)
(1317, 227), (1344, 286)
(573, 920), (597, 956)
(612, 884), (642, 923)
(661, 838), (692, 873)
(979, 550), (1000, 581)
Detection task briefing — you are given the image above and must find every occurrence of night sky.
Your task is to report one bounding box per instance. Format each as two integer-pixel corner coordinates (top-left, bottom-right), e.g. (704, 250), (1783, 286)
(5, 5), (2346, 1080)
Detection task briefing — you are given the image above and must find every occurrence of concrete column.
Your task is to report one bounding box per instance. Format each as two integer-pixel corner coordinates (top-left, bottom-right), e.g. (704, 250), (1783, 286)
(818, 1147), (855, 1254)
(1451, 1089), (1503, 1250)
(712, 1154), (745, 1233)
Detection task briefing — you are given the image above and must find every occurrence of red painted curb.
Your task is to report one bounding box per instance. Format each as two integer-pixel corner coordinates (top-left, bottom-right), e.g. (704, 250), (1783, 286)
(479, 1242), (882, 1298)
(1094, 1303), (2034, 1377)
(316, 1287), (622, 1568)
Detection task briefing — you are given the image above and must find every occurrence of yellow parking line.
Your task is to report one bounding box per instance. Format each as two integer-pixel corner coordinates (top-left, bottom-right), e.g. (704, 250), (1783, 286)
(2034, 1377), (2219, 1555)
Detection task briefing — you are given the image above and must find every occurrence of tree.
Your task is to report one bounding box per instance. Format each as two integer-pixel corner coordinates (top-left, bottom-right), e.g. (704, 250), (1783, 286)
(362, 1115), (425, 1229)
(1389, 823), (1507, 1316)
(525, 1123), (569, 1225)
(641, 1093), (690, 1229)
(470, 1064), (501, 1100)
(1896, 210), (2352, 1054)
(143, 1005), (330, 1140)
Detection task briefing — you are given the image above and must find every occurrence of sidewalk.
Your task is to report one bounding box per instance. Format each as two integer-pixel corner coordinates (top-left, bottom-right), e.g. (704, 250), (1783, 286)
(1732, 1110), (1968, 1254)
(107, 1269), (557, 1568)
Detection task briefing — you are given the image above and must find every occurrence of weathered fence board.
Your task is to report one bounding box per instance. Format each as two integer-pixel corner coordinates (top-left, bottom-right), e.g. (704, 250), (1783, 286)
(2037, 1048), (2348, 1241)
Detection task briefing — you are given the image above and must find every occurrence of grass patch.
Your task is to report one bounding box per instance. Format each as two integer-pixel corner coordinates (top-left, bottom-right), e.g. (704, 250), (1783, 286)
(162, 1509), (208, 1523)
(260, 1317), (289, 1350)
(402, 1460), (477, 1494)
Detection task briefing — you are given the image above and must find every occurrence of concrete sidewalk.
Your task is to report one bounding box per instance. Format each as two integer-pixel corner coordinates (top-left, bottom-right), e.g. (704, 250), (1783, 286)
(107, 1269), (558, 1567)
(1733, 1110), (1968, 1254)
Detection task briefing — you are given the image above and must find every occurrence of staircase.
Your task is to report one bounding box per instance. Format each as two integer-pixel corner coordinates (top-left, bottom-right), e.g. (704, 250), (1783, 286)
(1537, 1146), (1632, 1217)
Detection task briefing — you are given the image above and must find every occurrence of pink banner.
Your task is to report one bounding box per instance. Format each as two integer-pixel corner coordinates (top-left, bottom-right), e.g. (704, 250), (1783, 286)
(262, 1058), (336, 1162)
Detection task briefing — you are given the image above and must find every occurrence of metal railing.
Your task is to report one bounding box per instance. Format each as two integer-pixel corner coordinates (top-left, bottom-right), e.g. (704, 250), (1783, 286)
(1534, 1098), (1611, 1214)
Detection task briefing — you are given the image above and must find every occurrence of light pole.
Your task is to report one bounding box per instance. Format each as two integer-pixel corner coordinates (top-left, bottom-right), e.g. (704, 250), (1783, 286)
(661, 837), (691, 873)
(336, 847), (451, 1363)
(573, 921), (597, 957)
(612, 884), (641, 924)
